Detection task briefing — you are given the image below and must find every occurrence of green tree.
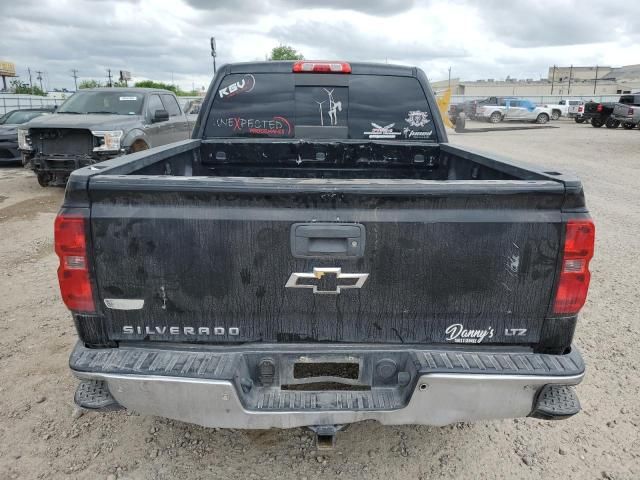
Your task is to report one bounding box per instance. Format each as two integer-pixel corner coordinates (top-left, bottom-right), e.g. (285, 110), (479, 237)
(134, 80), (186, 95)
(10, 79), (46, 96)
(78, 79), (102, 89)
(269, 45), (304, 61)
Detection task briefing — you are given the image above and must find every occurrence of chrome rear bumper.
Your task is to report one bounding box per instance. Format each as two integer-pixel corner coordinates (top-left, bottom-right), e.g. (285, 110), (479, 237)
(70, 342), (585, 429)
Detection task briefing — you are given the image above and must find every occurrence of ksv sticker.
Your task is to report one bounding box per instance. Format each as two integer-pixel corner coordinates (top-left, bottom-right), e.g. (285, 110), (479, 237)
(405, 110), (431, 127)
(218, 74), (256, 99)
(364, 122), (401, 139)
(445, 323), (494, 344)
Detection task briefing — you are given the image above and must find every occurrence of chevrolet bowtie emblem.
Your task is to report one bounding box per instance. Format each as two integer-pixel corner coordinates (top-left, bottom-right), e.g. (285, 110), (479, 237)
(285, 267), (369, 294)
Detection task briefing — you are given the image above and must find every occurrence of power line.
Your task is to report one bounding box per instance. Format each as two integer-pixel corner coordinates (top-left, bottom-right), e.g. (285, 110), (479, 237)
(35, 70), (44, 91)
(71, 69), (79, 90)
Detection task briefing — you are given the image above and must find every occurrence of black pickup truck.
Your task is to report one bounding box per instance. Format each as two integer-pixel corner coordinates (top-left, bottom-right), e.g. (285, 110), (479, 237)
(58, 61), (594, 445)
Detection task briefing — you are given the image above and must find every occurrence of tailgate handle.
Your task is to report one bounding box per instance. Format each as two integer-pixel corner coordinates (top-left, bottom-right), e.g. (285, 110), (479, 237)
(291, 223), (365, 258)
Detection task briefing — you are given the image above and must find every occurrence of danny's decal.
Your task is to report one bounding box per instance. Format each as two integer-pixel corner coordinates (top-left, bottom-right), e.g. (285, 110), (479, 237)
(405, 110), (431, 127)
(445, 323), (494, 343)
(365, 122), (401, 139)
(315, 88), (343, 126)
(402, 127), (433, 139)
(218, 74), (256, 99)
(215, 116), (292, 136)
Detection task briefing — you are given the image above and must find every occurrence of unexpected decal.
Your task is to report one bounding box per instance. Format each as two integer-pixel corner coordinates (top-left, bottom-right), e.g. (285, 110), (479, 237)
(122, 326), (240, 336)
(218, 74), (256, 99)
(215, 116), (293, 136)
(365, 122), (401, 139)
(405, 110), (431, 127)
(315, 88), (343, 126)
(445, 323), (494, 344)
(119, 96), (138, 101)
(402, 127), (433, 139)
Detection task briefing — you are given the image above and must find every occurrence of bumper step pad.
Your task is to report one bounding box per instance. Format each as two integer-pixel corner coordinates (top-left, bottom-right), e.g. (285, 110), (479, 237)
(530, 384), (581, 420)
(75, 379), (122, 411)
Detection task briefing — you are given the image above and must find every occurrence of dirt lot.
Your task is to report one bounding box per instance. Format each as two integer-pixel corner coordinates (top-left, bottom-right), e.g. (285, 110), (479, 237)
(0, 120), (638, 479)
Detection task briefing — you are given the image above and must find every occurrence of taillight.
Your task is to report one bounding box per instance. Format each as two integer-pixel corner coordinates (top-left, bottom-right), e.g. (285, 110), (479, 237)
(292, 61), (351, 73)
(596, 104), (603, 112)
(553, 220), (595, 315)
(54, 214), (95, 313)
(578, 105), (583, 113)
(628, 108), (634, 116)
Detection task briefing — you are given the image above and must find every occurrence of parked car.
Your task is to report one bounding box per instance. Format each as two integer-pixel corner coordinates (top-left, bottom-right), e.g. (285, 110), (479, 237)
(610, 93), (640, 130)
(18, 88), (192, 186)
(477, 98), (552, 124)
(581, 101), (618, 128)
(60, 61), (592, 445)
(0, 108), (53, 164)
(545, 99), (584, 120)
(449, 97), (501, 122)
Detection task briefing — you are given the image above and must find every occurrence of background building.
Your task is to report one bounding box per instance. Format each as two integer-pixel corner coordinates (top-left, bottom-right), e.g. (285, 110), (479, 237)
(433, 64), (640, 98)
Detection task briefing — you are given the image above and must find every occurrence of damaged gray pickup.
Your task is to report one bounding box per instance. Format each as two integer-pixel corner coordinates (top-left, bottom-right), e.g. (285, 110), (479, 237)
(19, 88), (191, 186)
(59, 61), (594, 447)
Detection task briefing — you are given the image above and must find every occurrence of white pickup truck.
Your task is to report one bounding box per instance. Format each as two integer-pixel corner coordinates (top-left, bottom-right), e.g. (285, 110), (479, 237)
(477, 98), (553, 124)
(545, 99), (584, 120)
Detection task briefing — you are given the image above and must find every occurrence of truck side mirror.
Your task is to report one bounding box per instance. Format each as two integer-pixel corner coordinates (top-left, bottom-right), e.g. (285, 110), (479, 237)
(152, 109), (169, 123)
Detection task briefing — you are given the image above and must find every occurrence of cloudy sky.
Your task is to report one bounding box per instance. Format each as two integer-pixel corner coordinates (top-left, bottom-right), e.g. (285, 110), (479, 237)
(2, 0), (639, 92)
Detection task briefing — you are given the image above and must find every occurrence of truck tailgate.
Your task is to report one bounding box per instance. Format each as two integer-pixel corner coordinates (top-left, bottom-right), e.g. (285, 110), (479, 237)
(89, 177), (564, 345)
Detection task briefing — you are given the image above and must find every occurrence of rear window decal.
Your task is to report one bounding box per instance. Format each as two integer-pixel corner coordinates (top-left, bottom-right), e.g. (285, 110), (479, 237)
(119, 96), (138, 101)
(315, 88), (343, 126)
(214, 116), (292, 136)
(405, 110), (431, 127)
(402, 127), (433, 139)
(364, 122), (401, 139)
(218, 74), (256, 99)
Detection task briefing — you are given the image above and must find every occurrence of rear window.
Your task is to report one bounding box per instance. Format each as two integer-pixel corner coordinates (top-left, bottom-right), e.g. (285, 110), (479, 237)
(619, 95), (640, 105)
(205, 73), (435, 141)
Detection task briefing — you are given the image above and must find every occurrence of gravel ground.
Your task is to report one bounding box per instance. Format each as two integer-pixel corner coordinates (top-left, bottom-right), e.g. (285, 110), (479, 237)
(0, 120), (638, 479)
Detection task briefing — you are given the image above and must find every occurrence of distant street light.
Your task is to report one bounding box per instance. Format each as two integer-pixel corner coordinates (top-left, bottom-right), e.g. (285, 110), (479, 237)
(210, 37), (217, 75)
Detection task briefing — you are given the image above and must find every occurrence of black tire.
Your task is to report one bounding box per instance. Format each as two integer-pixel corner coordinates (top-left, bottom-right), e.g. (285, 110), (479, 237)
(591, 118), (604, 128)
(536, 113), (549, 124)
(574, 117), (585, 124)
(622, 122), (635, 130)
(551, 110), (561, 121)
(36, 172), (50, 187)
(489, 112), (502, 123)
(605, 118), (620, 129)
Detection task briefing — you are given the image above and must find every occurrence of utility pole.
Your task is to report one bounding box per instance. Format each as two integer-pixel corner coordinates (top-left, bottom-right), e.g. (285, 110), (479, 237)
(550, 65), (556, 95)
(448, 66), (451, 91)
(35, 70), (44, 92)
(568, 64), (573, 95)
(28, 67), (33, 90)
(594, 65), (599, 95)
(107, 69), (113, 87)
(210, 37), (217, 75)
(71, 69), (79, 90)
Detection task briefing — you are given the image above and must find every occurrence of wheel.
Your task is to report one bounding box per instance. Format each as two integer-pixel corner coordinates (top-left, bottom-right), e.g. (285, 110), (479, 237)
(574, 117), (585, 124)
(36, 172), (50, 187)
(605, 118), (620, 129)
(130, 140), (150, 152)
(551, 110), (561, 121)
(489, 112), (502, 123)
(622, 122), (635, 130)
(591, 118), (604, 128)
(536, 113), (549, 124)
